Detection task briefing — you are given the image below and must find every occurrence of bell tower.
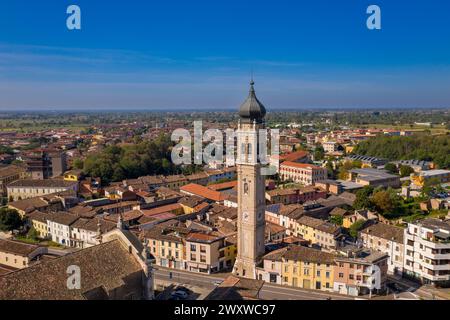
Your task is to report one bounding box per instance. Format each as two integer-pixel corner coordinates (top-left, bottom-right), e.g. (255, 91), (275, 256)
(233, 80), (266, 279)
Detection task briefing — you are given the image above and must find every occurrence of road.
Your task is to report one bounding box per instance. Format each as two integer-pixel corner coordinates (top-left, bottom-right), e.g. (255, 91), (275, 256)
(154, 267), (357, 300)
(387, 275), (447, 300)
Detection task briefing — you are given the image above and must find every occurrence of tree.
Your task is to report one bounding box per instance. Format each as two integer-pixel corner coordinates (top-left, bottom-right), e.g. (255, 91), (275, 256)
(27, 226), (39, 240)
(0, 208), (23, 231)
(421, 177), (441, 199)
(399, 165), (414, 177)
(325, 161), (335, 179)
(314, 145), (325, 161)
(72, 158), (84, 170)
(329, 215), (343, 226)
(353, 134), (450, 169)
(384, 163), (398, 174)
(371, 189), (399, 214)
(353, 186), (374, 210)
(349, 219), (366, 238)
(83, 133), (177, 184)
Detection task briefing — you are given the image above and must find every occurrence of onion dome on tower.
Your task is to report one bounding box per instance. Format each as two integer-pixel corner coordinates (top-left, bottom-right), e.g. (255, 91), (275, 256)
(238, 80), (266, 123)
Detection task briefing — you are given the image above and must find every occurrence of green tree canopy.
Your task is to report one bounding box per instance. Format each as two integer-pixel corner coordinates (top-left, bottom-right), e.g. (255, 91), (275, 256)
(353, 134), (450, 169)
(399, 165), (414, 177)
(0, 208), (23, 231)
(384, 163), (398, 174)
(353, 186), (374, 210)
(83, 134), (180, 184)
(349, 219), (366, 238)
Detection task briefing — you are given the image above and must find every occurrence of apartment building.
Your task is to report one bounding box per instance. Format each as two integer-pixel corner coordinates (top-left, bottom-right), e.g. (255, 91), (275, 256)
(0, 239), (47, 269)
(258, 246), (335, 291)
(347, 168), (401, 189)
(0, 165), (27, 197)
(7, 179), (78, 201)
(359, 222), (404, 275)
(258, 245), (389, 296)
(185, 232), (236, 273)
(70, 218), (116, 249)
(322, 141), (339, 153)
(143, 225), (189, 270)
(403, 218), (450, 286)
(47, 212), (80, 246)
(411, 169), (450, 187)
(27, 210), (50, 238)
(281, 246), (335, 291)
(265, 186), (327, 205)
(8, 196), (59, 218)
(23, 150), (67, 180)
(279, 161), (327, 185)
(295, 215), (341, 251)
(257, 247), (287, 284)
(334, 249), (388, 296)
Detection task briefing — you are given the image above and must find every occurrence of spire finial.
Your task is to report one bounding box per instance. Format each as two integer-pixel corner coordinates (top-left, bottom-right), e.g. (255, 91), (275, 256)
(250, 68), (254, 86)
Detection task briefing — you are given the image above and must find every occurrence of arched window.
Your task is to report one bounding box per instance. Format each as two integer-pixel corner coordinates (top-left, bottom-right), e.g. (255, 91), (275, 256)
(241, 143), (246, 161)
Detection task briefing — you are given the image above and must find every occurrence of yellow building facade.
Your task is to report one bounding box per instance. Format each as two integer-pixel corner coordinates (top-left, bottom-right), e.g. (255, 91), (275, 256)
(280, 246), (335, 292)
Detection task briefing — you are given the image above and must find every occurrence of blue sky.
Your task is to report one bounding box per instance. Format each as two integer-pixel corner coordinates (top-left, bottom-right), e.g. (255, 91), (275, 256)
(1, 0), (450, 110)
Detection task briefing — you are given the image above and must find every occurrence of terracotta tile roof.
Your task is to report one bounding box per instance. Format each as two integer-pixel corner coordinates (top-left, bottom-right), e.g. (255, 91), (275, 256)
(194, 202), (210, 212)
(0, 240), (143, 300)
(163, 174), (187, 183)
(71, 218), (116, 233)
(279, 150), (309, 162)
(186, 172), (208, 181)
(206, 275), (264, 300)
(207, 180), (237, 191)
(180, 183), (225, 202)
(0, 239), (41, 256)
(0, 165), (25, 178)
(280, 161), (324, 170)
(297, 215), (324, 228)
(282, 245), (336, 264)
(142, 225), (189, 243)
(329, 207), (349, 217)
(265, 222), (286, 234)
(263, 247), (290, 261)
(7, 179), (78, 188)
(27, 210), (50, 223)
(47, 212), (79, 226)
(360, 222), (404, 243)
(9, 197), (50, 212)
(141, 203), (181, 216)
(178, 195), (206, 208)
(185, 232), (223, 243)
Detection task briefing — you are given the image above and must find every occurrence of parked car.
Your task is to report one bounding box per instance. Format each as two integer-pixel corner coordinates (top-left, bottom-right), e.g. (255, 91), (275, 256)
(387, 282), (401, 293)
(172, 290), (189, 299)
(176, 286), (191, 294)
